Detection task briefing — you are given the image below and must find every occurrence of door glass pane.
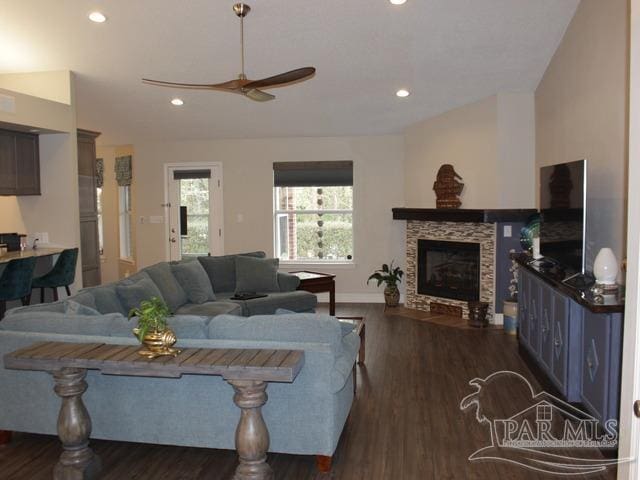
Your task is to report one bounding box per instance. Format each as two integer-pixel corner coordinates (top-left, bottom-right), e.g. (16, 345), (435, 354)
(180, 178), (210, 257)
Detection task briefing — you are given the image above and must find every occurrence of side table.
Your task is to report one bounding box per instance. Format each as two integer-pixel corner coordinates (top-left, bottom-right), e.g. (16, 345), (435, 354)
(291, 271), (336, 316)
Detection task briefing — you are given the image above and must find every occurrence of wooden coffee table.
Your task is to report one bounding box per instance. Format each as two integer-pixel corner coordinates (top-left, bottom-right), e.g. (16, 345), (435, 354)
(291, 271), (336, 315)
(4, 342), (305, 480)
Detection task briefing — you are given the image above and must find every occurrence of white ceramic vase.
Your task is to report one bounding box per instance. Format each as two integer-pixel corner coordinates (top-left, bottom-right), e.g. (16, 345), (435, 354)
(593, 248), (618, 285)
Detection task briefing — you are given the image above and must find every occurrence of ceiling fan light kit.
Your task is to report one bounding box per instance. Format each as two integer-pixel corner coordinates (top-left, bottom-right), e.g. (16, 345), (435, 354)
(142, 3), (316, 102)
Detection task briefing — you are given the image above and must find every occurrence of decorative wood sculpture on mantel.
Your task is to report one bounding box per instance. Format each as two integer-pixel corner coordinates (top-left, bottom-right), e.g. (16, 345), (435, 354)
(433, 164), (464, 209)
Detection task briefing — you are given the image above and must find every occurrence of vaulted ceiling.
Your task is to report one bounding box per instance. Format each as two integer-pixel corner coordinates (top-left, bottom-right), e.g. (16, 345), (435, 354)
(0, 0), (579, 144)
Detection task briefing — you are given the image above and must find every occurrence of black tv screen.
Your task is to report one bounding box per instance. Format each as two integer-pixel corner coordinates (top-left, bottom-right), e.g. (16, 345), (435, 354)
(539, 160), (586, 274)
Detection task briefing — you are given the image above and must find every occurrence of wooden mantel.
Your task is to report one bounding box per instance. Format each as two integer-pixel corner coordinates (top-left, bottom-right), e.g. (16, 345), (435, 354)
(392, 208), (537, 223)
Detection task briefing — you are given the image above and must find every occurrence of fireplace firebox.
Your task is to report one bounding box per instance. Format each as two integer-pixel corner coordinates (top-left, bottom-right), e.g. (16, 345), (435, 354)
(417, 240), (480, 302)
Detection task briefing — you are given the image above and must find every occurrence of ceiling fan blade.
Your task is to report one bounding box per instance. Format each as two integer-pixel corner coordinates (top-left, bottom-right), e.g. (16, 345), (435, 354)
(244, 89), (276, 102)
(244, 67), (316, 90)
(142, 78), (217, 90)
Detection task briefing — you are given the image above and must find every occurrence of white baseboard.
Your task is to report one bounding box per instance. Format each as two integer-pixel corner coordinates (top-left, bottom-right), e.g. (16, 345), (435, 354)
(314, 293), (406, 304)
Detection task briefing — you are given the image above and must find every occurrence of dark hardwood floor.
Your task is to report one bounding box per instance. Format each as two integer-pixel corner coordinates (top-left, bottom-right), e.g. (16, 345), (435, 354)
(0, 304), (617, 479)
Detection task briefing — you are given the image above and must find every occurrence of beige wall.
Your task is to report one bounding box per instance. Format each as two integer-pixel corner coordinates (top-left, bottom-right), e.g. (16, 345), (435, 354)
(95, 146), (119, 283)
(0, 71), (72, 105)
(404, 93), (536, 209)
(96, 145), (136, 283)
(536, 0), (629, 269)
(133, 135), (406, 298)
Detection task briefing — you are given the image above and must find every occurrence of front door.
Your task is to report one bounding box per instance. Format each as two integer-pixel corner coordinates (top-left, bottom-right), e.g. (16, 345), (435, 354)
(166, 164), (223, 261)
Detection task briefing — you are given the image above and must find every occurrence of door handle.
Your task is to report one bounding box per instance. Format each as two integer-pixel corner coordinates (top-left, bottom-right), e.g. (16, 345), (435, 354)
(634, 400), (640, 418)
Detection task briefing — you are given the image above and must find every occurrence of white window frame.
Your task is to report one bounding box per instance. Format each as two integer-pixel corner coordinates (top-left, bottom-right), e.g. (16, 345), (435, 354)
(118, 185), (133, 261)
(96, 186), (104, 257)
(273, 185), (355, 266)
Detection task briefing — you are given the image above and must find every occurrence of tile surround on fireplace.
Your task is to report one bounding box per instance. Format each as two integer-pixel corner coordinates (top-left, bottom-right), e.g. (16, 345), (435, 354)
(406, 220), (496, 319)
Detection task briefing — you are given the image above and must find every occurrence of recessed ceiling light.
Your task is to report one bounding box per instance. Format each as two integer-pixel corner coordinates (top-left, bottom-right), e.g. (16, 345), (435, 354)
(396, 89), (410, 98)
(390, 0), (407, 5)
(88, 12), (107, 23)
(171, 98), (184, 106)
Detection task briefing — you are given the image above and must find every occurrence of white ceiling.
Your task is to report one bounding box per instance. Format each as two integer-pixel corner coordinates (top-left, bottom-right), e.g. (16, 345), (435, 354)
(0, 0), (579, 145)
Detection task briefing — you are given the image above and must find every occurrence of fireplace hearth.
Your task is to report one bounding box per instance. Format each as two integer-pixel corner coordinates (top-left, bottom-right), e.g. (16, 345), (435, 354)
(417, 240), (480, 301)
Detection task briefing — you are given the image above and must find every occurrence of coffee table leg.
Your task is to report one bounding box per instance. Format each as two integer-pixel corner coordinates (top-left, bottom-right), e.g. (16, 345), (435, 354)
(52, 368), (101, 480)
(227, 379), (274, 480)
(329, 280), (336, 316)
(358, 323), (366, 365)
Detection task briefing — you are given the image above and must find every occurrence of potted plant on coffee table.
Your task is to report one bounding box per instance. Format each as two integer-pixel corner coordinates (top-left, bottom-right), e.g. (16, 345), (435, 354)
(367, 261), (404, 308)
(130, 297), (181, 358)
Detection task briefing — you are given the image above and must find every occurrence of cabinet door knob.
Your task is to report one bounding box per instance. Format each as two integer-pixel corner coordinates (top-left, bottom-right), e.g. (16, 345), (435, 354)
(634, 400), (640, 418)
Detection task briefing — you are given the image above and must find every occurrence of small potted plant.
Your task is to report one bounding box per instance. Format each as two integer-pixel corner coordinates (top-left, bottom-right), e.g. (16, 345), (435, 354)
(367, 261), (404, 308)
(130, 297), (180, 358)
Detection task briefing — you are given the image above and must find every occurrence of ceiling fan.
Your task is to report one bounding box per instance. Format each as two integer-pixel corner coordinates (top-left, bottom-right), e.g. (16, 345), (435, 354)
(142, 3), (316, 102)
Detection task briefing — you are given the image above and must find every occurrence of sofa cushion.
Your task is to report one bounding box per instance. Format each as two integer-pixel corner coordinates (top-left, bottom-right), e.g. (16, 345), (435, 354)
(116, 276), (164, 316)
(171, 261), (216, 304)
(208, 313), (341, 349)
(198, 251), (266, 293)
(110, 315), (211, 340)
(242, 291), (317, 316)
(85, 284), (127, 316)
(142, 263), (188, 312)
(64, 300), (101, 316)
(175, 301), (242, 317)
(235, 257), (280, 294)
(73, 291), (98, 310)
(0, 312), (129, 336)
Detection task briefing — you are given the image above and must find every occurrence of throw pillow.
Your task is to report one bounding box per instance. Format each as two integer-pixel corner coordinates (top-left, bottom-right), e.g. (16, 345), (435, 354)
(142, 263), (188, 312)
(116, 277), (165, 316)
(198, 251), (266, 293)
(171, 260), (216, 304)
(235, 256), (280, 293)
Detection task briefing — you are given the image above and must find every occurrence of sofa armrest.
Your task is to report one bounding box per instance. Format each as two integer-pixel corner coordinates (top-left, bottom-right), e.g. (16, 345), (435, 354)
(278, 272), (300, 292)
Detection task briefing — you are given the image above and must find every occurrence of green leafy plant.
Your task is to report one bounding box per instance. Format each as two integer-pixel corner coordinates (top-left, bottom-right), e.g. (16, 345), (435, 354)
(367, 261), (404, 289)
(129, 297), (171, 342)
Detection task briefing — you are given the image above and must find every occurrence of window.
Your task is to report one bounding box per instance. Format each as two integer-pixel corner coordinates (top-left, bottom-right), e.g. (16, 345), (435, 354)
(96, 187), (104, 256)
(273, 161), (354, 263)
(119, 185), (132, 260)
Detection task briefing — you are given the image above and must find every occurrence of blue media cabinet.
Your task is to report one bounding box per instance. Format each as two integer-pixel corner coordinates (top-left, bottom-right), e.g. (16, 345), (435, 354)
(516, 258), (624, 425)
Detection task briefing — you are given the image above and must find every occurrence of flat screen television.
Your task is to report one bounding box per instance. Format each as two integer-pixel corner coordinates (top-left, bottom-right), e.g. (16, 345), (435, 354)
(539, 159), (587, 274)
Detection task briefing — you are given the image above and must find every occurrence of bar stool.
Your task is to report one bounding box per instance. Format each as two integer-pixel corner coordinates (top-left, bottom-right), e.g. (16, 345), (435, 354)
(31, 248), (79, 303)
(0, 257), (37, 319)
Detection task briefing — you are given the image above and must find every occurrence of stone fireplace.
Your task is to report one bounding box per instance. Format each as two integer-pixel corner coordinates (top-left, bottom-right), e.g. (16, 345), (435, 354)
(406, 220), (495, 318)
(393, 208), (537, 321)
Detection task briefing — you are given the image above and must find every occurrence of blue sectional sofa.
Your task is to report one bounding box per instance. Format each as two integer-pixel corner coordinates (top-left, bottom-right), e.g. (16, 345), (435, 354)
(0, 252), (357, 463)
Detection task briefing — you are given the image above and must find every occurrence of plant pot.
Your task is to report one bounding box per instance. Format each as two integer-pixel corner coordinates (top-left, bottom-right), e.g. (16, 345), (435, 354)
(133, 328), (181, 359)
(384, 286), (400, 307)
(503, 300), (518, 336)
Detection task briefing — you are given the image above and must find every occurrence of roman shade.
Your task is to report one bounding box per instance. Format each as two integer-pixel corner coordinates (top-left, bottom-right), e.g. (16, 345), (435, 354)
(115, 155), (132, 186)
(95, 158), (104, 188)
(173, 169), (211, 180)
(273, 161), (353, 187)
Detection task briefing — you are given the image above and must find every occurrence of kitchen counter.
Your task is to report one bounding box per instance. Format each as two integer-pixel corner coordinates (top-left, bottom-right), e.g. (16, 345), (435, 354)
(0, 248), (64, 265)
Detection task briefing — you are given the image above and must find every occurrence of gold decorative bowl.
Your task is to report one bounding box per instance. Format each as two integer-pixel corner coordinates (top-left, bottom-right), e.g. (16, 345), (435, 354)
(133, 328), (181, 359)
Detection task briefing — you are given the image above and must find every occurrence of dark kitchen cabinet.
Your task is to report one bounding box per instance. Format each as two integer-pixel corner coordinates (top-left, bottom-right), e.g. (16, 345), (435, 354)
(0, 129), (40, 196)
(77, 129), (102, 287)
